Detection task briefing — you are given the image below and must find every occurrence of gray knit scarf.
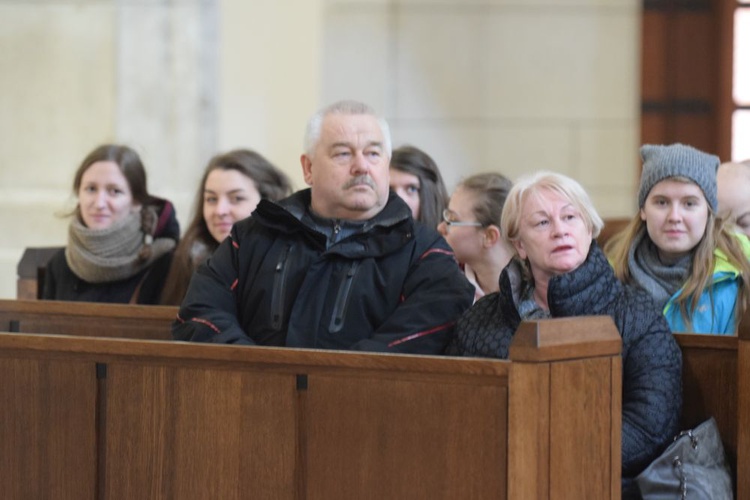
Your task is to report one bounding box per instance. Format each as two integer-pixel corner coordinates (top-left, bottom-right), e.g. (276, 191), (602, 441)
(66, 207), (176, 283)
(627, 226), (692, 309)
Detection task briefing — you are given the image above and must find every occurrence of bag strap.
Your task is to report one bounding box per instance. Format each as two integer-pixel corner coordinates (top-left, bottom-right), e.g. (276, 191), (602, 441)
(671, 428), (699, 500)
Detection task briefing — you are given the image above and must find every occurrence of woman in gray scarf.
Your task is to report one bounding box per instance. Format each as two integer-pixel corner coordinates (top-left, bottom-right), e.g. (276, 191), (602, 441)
(606, 143), (750, 334)
(42, 144), (179, 304)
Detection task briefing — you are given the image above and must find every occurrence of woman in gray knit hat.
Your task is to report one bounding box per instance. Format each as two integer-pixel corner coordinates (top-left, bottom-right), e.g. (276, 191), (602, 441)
(606, 143), (750, 334)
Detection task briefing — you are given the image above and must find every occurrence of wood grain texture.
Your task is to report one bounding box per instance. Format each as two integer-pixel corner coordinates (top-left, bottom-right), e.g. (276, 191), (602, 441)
(16, 279), (37, 301)
(508, 362), (550, 499)
(0, 320), (626, 499)
(0, 332), (510, 378)
(549, 358), (614, 499)
(0, 299), (176, 340)
(509, 317), (621, 362)
(0, 356), (97, 500)
(103, 364), (297, 499)
(610, 357), (623, 500)
(675, 333), (738, 475)
(738, 340), (750, 499)
(305, 374), (507, 500)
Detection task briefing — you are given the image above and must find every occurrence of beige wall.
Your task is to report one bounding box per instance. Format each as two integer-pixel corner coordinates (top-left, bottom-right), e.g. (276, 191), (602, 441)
(0, 0), (640, 299)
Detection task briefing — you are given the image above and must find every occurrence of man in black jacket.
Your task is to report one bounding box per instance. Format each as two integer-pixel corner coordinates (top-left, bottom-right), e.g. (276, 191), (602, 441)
(173, 100), (474, 353)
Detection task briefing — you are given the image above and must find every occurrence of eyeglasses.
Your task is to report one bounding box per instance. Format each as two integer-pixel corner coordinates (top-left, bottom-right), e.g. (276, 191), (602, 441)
(442, 209), (483, 228)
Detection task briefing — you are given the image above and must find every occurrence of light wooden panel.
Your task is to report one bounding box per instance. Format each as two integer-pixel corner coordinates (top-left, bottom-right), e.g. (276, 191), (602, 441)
(508, 362), (550, 500)
(550, 357), (615, 499)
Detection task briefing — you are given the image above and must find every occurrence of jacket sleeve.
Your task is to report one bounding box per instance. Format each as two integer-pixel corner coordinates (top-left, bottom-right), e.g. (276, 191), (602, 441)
(349, 235), (474, 354)
(171, 230), (256, 345)
(620, 306), (682, 478)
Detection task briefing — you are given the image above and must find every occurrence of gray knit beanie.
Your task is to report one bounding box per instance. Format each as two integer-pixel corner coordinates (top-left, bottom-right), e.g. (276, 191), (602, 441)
(638, 143), (719, 211)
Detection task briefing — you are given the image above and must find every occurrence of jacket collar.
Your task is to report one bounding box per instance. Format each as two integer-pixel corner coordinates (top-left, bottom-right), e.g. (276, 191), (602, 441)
(498, 241), (620, 319)
(253, 189), (415, 257)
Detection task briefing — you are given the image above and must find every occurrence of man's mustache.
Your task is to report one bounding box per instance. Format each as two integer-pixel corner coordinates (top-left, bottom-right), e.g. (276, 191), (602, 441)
(344, 176), (376, 189)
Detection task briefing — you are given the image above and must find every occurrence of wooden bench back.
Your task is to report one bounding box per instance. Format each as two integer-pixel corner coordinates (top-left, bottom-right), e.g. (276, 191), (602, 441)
(674, 309), (750, 498)
(16, 246), (62, 300)
(0, 299), (176, 340)
(675, 333), (738, 470)
(0, 316), (622, 499)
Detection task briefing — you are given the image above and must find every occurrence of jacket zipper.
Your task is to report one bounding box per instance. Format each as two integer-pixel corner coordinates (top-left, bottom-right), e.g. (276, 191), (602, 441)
(271, 244), (292, 330)
(329, 261), (359, 333)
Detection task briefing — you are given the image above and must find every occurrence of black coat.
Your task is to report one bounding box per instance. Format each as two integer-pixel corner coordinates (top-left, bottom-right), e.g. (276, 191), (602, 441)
(173, 190), (475, 354)
(453, 242), (682, 497)
(42, 198), (179, 305)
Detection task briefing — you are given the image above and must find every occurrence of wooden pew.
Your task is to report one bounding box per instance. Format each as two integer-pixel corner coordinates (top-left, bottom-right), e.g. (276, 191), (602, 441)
(738, 317), (750, 499)
(0, 299), (176, 340)
(16, 246), (62, 300)
(675, 319), (750, 498)
(0, 316), (622, 499)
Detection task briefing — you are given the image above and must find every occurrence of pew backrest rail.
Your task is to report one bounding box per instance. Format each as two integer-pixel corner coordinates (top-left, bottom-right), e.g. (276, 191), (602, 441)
(0, 299), (177, 340)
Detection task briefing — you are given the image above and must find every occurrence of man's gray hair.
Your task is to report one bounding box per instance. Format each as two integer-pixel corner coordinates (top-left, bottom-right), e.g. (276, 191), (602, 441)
(303, 100), (392, 158)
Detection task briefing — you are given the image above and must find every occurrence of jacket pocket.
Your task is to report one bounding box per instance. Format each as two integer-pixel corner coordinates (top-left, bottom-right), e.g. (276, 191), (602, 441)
(271, 244), (293, 331)
(328, 261), (359, 333)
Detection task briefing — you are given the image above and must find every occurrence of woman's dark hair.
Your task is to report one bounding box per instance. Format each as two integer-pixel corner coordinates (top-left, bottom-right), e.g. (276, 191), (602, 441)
(160, 149), (292, 305)
(390, 145), (449, 229)
(73, 144), (151, 205)
(72, 144), (152, 218)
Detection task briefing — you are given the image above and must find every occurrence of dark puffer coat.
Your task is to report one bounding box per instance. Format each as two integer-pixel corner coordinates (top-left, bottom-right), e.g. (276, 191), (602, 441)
(173, 190), (475, 354)
(42, 198), (179, 305)
(453, 242), (682, 497)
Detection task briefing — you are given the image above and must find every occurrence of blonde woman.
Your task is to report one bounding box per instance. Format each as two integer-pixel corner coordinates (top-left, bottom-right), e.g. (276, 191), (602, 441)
(453, 171), (681, 497)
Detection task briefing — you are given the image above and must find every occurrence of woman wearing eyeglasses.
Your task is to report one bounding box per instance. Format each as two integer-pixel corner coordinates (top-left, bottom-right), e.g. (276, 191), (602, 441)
(438, 172), (514, 302)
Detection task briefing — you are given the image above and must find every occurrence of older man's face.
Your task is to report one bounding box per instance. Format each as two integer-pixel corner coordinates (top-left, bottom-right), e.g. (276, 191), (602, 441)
(718, 162), (750, 237)
(301, 113), (390, 220)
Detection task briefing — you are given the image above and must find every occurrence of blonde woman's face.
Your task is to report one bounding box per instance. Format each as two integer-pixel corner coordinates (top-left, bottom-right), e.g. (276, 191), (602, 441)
(512, 188), (592, 285)
(640, 179), (709, 261)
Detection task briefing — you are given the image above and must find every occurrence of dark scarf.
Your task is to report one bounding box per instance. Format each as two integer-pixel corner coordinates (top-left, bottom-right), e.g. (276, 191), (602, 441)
(627, 226), (691, 309)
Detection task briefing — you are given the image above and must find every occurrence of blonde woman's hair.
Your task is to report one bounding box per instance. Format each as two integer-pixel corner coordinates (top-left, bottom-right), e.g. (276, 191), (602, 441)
(501, 171), (603, 244)
(605, 178), (750, 331)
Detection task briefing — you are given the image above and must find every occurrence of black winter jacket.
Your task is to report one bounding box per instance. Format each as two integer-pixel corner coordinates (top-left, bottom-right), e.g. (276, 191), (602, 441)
(453, 242), (682, 497)
(173, 190), (475, 354)
(42, 198), (179, 305)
